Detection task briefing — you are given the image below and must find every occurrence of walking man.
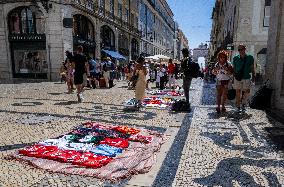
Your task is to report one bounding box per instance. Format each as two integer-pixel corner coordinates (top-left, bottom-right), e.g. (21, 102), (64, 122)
(181, 48), (193, 105)
(233, 44), (255, 112)
(73, 46), (90, 102)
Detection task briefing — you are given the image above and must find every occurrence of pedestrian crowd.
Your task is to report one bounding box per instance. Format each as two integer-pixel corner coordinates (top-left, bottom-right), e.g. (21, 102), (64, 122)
(59, 44), (256, 114)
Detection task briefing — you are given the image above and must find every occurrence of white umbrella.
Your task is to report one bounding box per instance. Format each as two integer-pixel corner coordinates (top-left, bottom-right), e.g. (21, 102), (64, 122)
(154, 54), (170, 60)
(145, 55), (159, 60)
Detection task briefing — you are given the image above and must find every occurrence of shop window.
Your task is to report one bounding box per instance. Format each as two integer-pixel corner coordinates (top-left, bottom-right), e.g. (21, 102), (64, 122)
(13, 50), (47, 74)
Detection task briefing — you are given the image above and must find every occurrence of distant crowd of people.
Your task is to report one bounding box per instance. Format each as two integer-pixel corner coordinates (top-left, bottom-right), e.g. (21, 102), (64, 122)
(60, 44), (256, 114)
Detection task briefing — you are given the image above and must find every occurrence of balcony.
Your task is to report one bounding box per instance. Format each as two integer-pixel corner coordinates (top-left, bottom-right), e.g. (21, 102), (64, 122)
(70, 0), (141, 37)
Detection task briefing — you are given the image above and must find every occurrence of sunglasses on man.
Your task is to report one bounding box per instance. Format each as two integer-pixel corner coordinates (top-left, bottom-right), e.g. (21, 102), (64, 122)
(238, 48), (245, 51)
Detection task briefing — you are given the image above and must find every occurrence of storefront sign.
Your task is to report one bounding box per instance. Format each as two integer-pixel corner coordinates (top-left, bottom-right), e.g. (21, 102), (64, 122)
(73, 37), (96, 47)
(9, 34), (46, 42)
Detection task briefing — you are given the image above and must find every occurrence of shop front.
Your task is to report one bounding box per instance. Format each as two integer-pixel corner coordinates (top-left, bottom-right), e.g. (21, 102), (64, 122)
(73, 14), (95, 57)
(8, 6), (47, 79)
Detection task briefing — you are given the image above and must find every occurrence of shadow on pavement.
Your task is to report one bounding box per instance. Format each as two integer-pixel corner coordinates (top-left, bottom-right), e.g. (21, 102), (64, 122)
(54, 101), (78, 105)
(152, 109), (194, 187)
(0, 142), (36, 152)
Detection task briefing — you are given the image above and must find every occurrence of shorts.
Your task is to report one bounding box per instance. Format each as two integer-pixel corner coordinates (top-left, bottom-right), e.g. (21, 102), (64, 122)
(90, 72), (101, 80)
(233, 78), (251, 90)
(95, 73), (101, 80)
(216, 79), (230, 88)
(74, 73), (83, 85)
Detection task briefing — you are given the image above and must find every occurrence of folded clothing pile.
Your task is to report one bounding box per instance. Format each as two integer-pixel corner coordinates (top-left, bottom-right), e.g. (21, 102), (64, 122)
(142, 96), (175, 109)
(147, 89), (184, 96)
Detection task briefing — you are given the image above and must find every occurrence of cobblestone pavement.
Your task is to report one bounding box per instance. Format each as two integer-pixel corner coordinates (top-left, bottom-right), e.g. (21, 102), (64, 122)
(0, 80), (187, 187)
(172, 81), (284, 187)
(1, 79), (284, 186)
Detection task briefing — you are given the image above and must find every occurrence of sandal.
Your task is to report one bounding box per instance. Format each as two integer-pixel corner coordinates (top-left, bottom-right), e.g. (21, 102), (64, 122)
(221, 107), (226, 112)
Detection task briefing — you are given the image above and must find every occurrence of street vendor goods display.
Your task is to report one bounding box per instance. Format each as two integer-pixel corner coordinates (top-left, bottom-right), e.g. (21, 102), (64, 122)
(124, 97), (175, 109)
(142, 96), (175, 109)
(147, 89), (184, 97)
(8, 122), (166, 181)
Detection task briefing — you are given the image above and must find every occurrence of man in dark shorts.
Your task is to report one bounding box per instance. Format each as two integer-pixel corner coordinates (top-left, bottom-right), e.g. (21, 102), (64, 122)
(73, 46), (90, 102)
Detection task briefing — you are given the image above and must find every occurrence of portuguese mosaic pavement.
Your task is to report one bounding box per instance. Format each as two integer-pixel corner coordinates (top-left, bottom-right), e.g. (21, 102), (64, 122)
(0, 79), (283, 186)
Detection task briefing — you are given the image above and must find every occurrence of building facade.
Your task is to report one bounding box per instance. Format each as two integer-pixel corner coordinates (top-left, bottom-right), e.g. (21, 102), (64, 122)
(138, 0), (175, 58)
(209, 0), (271, 82)
(176, 28), (189, 60)
(266, 0), (284, 111)
(192, 43), (208, 63)
(0, 0), (141, 82)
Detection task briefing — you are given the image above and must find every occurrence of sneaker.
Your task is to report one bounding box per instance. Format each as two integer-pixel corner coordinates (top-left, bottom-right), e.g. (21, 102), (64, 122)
(236, 107), (241, 113)
(77, 94), (81, 103)
(79, 93), (84, 101)
(241, 104), (246, 112)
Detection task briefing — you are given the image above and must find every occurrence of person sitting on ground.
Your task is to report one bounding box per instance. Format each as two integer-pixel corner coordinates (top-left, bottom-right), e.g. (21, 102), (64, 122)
(212, 50), (233, 113)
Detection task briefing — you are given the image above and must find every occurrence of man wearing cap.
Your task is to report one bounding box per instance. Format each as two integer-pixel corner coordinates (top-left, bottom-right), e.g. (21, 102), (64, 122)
(233, 44), (255, 112)
(181, 48), (193, 105)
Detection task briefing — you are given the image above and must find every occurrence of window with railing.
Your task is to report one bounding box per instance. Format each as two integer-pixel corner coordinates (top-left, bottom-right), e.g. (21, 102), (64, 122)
(125, 8), (129, 22)
(263, 0), (271, 27)
(109, 0), (114, 15)
(99, 0), (105, 15)
(118, 3), (122, 19)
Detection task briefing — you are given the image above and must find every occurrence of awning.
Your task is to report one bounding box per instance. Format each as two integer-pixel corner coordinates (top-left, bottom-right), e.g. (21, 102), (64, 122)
(102, 49), (126, 60)
(257, 48), (267, 55)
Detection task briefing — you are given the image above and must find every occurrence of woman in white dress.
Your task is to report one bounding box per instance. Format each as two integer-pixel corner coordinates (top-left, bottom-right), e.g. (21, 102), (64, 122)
(212, 50), (233, 113)
(134, 57), (148, 107)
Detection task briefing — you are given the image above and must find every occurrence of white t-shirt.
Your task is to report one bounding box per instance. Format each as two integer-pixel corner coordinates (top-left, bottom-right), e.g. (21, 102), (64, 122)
(215, 62), (230, 80)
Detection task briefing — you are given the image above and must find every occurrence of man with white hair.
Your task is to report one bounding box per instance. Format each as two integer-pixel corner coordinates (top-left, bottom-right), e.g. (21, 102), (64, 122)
(233, 44), (255, 112)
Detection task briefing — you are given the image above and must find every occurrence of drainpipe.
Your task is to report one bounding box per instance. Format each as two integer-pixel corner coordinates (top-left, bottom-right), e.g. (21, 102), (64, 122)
(48, 44), (52, 80)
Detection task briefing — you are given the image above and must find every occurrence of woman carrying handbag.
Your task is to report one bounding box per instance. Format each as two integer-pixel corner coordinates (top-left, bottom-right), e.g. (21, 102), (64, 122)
(212, 50), (233, 113)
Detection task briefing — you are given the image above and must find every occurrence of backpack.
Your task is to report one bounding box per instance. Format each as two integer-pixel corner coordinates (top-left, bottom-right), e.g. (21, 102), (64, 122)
(171, 99), (191, 112)
(89, 61), (94, 71)
(183, 58), (200, 78)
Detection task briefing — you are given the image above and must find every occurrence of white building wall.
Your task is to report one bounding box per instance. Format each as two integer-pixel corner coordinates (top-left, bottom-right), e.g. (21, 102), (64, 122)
(0, 4), (11, 82)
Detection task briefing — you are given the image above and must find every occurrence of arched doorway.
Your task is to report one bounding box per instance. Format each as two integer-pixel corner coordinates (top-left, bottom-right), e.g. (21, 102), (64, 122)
(118, 33), (129, 57)
(8, 6), (47, 79)
(73, 14), (95, 57)
(131, 38), (139, 60)
(100, 25), (115, 51)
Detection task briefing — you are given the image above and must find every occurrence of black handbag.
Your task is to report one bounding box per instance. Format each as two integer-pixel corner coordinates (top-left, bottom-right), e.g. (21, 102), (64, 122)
(227, 87), (236, 100)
